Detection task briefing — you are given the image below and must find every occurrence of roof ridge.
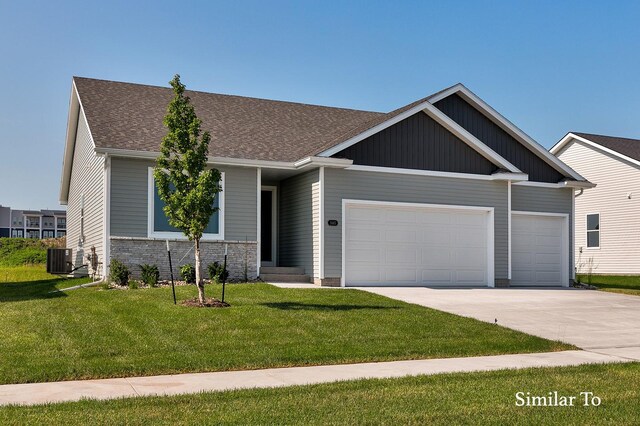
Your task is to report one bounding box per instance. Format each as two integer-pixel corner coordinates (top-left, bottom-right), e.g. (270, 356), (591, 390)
(73, 76), (382, 115)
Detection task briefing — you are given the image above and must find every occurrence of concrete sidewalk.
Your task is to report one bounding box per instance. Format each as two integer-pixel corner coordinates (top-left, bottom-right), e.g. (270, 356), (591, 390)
(0, 350), (634, 406)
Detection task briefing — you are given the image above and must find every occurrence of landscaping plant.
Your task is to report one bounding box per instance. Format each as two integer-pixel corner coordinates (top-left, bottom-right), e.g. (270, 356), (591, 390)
(109, 259), (130, 286)
(139, 264), (159, 287)
(207, 261), (229, 284)
(180, 264), (196, 284)
(153, 74), (222, 304)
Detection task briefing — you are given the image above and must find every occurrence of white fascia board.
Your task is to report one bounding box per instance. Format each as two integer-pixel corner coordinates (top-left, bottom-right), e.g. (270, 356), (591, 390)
(347, 164), (527, 182)
(317, 100), (521, 173)
(59, 83), (80, 204)
(513, 180), (596, 189)
(444, 84), (586, 180)
(556, 133), (640, 169)
(294, 156), (353, 169)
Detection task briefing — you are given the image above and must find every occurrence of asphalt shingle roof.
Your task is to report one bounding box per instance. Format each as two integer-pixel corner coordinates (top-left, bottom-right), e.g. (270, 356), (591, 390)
(74, 77), (388, 162)
(573, 132), (640, 163)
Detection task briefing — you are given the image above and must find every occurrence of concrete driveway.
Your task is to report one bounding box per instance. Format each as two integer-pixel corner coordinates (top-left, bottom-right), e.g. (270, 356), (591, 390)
(359, 287), (640, 359)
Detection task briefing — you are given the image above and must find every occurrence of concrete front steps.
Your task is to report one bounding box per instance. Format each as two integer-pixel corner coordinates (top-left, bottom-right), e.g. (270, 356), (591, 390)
(260, 266), (310, 283)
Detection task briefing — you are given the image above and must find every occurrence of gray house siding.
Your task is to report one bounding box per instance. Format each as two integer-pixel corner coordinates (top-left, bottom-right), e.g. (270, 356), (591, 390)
(66, 109), (105, 275)
(332, 112), (497, 175)
(278, 169), (319, 276)
(110, 158), (258, 241)
(511, 185), (574, 278)
(434, 94), (565, 183)
(323, 168), (508, 281)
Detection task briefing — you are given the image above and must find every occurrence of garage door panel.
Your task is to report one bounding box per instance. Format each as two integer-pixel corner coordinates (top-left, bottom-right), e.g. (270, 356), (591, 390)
(345, 203), (491, 287)
(512, 214), (566, 287)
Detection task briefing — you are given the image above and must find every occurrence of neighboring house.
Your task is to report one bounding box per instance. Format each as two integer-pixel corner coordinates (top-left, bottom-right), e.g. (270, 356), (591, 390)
(60, 77), (591, 286)
(551, 132), (640, 275)
(0, 205), (66, 239)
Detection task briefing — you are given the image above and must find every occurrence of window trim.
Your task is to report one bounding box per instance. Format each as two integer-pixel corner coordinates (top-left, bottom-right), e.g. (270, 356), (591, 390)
(147, 167), (225, 241)
(585, 212), (600, 249)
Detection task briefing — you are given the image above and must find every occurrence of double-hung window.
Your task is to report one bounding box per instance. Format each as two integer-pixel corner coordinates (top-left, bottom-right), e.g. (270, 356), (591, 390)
(148, 168), (225, 240)
(586, 213), (600, 248)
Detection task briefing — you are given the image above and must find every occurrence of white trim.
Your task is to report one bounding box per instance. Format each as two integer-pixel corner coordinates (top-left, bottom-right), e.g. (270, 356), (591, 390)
(507, 180), (512, 281)
(319, 167), (325, 279)
(103, 154), (111, 279)
(585, 212), (600, 250)
(346, 164), (528, 182)
(513, 180), (595, 189)
(341, 199), (495, 288)
(260, 185), (278, 267)
(318, 101), (521, 173)
(95, 148), (353, 171)
(430, 84), (586, 181)
(256, 168), (261, 276)
(553, 133), (640, 169)
(511, 210), (570, 287)
(571, 190), (576, 280)
(147, 168), (225, 241)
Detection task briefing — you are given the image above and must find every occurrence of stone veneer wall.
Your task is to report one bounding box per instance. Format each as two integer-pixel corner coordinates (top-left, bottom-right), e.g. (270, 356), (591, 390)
(110, 237), (257, 281)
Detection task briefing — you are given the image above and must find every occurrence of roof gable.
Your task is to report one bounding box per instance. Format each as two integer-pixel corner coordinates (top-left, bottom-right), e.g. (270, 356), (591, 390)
(331, 111), (498, 175)
(551, 132), (640, 169)
(433, 93), (564, 183)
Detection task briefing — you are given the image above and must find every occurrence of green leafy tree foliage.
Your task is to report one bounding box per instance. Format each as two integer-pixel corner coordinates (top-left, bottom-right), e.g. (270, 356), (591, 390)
(154, 75), (221, 304)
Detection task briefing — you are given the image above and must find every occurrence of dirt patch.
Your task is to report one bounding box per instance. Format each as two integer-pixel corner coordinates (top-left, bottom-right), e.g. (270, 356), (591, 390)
(181, 297), (230, 308)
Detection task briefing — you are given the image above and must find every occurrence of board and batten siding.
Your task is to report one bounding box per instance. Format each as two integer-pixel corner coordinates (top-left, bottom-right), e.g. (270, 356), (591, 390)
(110, 158), (258, 241)
(278, 169), (319, 276)
(323, 168), (509, 281)
(557, 140), (640, 274)
(434, 94), (565, 183)
(511, 185), (574, 279)
(332, 111), (497, 175)
(66, 108), (105, 272)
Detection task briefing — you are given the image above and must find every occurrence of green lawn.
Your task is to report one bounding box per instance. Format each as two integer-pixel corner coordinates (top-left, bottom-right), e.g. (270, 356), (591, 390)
(2, 363), (638, 425)
(0, 266), (572, 385)
(577, 274), (640, 296)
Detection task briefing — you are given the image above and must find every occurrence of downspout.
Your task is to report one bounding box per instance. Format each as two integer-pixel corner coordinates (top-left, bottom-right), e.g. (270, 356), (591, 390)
(102, 154), (111, 281)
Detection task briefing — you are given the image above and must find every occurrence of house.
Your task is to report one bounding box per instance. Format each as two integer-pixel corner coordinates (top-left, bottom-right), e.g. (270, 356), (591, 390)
(551, 132), (640, 275)
(0, 205), (66, 239)
(60, 77), (592, 286)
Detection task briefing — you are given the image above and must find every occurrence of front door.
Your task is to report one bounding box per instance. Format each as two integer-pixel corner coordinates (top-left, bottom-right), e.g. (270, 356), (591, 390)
(261, 187), (277, 266)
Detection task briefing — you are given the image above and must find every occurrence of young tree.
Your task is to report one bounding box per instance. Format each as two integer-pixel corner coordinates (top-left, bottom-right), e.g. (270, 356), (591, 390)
(154, 74), (221, 304)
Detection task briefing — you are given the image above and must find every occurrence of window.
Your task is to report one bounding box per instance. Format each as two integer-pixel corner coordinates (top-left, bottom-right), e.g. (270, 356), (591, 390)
(27, 230), (39, 239)
(57, 231), (66, 238)
(11, 229), (24, 238)
(25, 216), (40, 228)
(42, 230), (55, 238)
(586, 214), (600, 248)
(148, 168), (224, 240)
(57, 218), (66, 228)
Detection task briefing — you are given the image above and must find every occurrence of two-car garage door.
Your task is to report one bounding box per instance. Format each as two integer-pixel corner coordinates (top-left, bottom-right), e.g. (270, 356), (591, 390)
(344, 201), (493, 287)
(343, 201), (568, 287)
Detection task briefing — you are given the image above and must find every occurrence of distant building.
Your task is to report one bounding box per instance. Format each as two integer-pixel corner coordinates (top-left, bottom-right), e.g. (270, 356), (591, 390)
(0, 205), (66, 239)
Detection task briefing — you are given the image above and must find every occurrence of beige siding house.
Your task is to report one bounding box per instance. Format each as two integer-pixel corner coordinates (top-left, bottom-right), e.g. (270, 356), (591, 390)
(552, 133), (640, 275)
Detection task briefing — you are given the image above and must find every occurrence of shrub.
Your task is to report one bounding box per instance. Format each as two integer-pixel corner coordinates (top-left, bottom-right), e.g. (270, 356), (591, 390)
(128, 280), (139, 290)
(180, 263), (196, 284)
(139, 264), (159, 287)
(207, 261), (229, 284)
(109, 259), (130, 286)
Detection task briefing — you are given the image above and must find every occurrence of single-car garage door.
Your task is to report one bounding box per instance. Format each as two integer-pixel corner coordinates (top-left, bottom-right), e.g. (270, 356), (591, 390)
(511, 212), (568, 287)
(344, 201), (494, 287)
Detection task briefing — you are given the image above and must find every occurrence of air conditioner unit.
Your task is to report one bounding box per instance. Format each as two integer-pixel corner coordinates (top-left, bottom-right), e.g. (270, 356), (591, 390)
(47, 248), (73, 274)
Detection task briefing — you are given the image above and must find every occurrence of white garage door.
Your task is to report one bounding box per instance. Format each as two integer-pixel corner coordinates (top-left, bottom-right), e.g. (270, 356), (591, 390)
(344, 201), (493, 287)
(512, 213), (568, 287)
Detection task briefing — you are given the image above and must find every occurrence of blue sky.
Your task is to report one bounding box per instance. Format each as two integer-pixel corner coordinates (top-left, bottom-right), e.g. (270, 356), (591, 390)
(1, 0), (639, 209)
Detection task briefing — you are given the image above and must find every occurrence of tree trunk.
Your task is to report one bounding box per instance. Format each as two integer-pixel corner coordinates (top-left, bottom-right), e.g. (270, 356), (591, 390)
(194, 238), (205, 304)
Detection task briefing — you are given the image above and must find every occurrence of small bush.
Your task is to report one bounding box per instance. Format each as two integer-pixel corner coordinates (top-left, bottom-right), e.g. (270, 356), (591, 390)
(207, 261), (229, 284)
(139, 264), (159, 287)
(109, 259), (130, 286)
(128, 280), (139, 290)
(180, 263), (196, 284)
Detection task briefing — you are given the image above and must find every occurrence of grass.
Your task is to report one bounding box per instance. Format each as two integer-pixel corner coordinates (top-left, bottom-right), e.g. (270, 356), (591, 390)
(0, 237), (64, 267)
(577, 274), (640, 296)
(1, 363), (638, 425)
(0, 266), (571, 385)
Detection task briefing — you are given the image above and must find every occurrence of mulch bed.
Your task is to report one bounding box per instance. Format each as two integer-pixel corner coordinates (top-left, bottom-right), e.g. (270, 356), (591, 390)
(181, 297), (230, 308)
